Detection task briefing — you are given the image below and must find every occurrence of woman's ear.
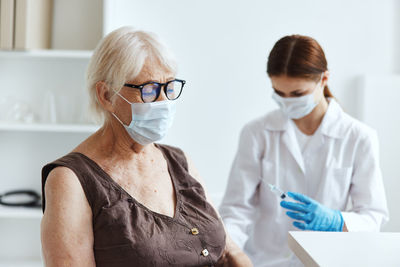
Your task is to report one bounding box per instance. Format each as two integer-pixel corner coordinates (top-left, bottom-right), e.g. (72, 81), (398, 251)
(95, 81), (115, 113)
(322, 70), (330, 86)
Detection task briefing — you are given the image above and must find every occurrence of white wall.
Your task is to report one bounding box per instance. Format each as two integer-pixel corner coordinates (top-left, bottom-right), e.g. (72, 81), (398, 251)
(395, 0), (400, 73)
(360, 75), (400, 232)
(103, 0), (399, 228)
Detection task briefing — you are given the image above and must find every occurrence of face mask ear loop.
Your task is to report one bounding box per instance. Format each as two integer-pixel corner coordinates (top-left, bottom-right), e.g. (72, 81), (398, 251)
(111, 112), (128, 127)
(111, 89), (135, 127)
(113, 89), (133, 104)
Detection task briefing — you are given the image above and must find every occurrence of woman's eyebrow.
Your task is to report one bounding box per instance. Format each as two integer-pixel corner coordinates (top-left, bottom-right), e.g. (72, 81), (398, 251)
(272, 87), (284, 94)
(137, 77), (176, 85)
(290, 89), (306, 94)
(273, 88), (305, 94)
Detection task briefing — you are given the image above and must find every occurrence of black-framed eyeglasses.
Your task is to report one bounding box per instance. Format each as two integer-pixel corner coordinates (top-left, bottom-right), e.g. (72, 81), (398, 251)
(124, 79), (186, 103)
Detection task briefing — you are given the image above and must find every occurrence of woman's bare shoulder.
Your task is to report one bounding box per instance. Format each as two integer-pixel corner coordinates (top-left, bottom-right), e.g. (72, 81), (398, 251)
(44, 166), (90, 214)
(41, 166), (95, 266)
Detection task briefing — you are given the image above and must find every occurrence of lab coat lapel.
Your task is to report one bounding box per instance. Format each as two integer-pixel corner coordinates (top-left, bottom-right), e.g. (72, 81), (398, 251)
(282, 123), (306, 174)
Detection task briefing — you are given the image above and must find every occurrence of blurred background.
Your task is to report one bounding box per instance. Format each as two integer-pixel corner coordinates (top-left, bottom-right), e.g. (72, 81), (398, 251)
(0, 0), (399, 265)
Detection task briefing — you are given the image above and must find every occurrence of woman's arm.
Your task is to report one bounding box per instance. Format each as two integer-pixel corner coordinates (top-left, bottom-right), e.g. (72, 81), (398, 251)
(41, 167), (96, 267)
(220, 235), (253, 267)
(184, 152), (253, 267)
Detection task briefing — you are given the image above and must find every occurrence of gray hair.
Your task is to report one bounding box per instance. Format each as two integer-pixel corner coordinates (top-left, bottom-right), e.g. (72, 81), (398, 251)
(86, 26), (177, 123)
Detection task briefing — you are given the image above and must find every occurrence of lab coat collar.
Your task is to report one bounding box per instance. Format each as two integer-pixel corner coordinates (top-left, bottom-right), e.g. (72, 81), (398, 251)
(264, 98), (347, 139)
(319, 98), (347, 139)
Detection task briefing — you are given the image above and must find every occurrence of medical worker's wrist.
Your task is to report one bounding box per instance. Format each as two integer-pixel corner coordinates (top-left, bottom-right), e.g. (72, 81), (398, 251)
(334, 210), (344, 232)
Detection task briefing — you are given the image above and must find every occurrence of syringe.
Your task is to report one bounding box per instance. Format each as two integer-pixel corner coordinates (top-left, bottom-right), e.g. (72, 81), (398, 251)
(268, 183), (287, 199)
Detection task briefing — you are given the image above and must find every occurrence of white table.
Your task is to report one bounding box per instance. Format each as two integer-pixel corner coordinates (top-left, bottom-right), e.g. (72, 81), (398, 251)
(288, 231), (400, 267)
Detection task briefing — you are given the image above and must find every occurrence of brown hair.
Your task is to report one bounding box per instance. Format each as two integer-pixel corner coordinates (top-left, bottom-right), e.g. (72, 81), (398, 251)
(267, 35), (334, 98)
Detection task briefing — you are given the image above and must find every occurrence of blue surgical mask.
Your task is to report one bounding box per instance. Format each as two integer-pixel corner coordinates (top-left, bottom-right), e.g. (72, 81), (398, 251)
(112, 92), (176, 145)
(272, 76), (323, 119)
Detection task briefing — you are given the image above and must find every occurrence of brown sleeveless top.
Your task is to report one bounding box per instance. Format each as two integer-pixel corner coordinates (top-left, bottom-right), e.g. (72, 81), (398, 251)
(41, 144), (226, 267)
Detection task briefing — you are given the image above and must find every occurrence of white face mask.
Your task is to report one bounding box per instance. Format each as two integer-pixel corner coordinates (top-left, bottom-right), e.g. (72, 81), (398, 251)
(272, 76), (323, 119)
(112, 92), (176, 145)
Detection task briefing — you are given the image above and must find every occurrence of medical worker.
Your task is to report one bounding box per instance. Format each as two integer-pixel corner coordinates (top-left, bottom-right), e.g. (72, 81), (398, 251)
(219, 35), (389, 267)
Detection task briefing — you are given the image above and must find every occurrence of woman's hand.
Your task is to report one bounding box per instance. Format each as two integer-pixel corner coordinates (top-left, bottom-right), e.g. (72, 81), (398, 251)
(216, 235), (253, 267)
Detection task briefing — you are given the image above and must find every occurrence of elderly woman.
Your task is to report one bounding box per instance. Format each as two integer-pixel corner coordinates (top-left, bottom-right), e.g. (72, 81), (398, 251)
(40, 26), (251, 267)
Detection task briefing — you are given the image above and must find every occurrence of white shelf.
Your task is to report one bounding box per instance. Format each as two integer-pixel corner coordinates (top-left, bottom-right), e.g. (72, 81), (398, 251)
(0, 206), (42, 219)
(0, 49), (93, 59)
(0, 123), (100, 133)
(0, 261), (42, 267)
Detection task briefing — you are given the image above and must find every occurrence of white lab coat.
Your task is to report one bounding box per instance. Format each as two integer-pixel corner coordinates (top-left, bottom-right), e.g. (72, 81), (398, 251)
(219, 99), (389, 267)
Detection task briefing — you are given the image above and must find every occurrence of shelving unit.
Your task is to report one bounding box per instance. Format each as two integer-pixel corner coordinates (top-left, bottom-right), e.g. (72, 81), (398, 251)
(0, 206), (42, 219)
(0, 0), (105, 264)
(0, 123), (99, 133)
(0, 49), (92, 59)
(0, 261), (43, 267)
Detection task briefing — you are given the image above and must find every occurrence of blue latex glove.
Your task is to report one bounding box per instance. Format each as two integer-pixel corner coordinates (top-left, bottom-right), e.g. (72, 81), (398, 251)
(280, 192), (344, 231)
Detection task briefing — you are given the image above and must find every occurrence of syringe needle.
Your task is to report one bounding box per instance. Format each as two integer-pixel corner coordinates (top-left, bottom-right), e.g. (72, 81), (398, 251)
(268, 183), (287, 199)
